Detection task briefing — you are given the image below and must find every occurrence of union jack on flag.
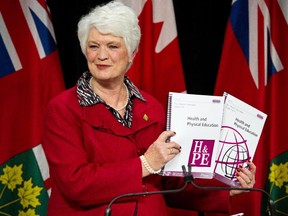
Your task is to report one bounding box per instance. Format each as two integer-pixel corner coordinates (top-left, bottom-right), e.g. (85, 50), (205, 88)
(229, 0), (286, 89)
(0, 0), (58, 78)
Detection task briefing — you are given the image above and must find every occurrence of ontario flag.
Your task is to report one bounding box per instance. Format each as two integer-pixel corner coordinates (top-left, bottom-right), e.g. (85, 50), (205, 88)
(0, 0), (65, 215)
(214, 0), (288, 215)
(116, 0), (186, 108)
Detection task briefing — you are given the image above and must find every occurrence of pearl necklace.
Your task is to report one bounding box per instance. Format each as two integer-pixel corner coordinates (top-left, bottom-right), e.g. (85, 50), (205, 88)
(90, 77), (129, 111)
(115, 84), (129, 111)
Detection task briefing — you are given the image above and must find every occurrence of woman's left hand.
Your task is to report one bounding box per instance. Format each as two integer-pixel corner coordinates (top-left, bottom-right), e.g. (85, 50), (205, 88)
(230, 161), (256, 196)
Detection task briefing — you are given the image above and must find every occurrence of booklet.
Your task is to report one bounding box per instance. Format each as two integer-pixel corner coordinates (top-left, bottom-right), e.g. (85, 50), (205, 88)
(161, 92), (267, 183)
(162, 92), (225, 179)
(213, 92), (267, 186)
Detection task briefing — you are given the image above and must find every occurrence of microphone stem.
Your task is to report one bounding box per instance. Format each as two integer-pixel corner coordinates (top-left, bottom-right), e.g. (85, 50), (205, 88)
(105, 181), (188, 216)
(105, 165), (276, 216)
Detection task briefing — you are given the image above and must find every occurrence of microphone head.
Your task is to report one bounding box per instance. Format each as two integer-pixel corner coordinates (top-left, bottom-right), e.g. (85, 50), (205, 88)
(268, 199), (277, 216)
(104, 208), (111, 216)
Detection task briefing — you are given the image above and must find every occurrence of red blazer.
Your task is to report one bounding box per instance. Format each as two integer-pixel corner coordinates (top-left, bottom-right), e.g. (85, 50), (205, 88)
(42, 86), (231, 216)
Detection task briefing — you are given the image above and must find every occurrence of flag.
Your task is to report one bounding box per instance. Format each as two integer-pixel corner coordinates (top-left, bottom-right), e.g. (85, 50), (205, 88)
(0, 144), (49, 215)
(214, 0), (288, 215)
(0, 0), (65, 214)
(116, 0), (186, 107)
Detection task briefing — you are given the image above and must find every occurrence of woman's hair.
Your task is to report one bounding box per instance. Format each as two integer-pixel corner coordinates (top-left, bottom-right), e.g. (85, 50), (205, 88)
(77, 1), (141, 59)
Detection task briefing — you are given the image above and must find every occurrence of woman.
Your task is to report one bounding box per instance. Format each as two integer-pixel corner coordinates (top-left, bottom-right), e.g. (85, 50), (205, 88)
(42, 1), (256, 215)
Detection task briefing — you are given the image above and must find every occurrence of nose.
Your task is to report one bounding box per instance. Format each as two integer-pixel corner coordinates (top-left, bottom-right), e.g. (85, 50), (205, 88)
(98, 56), (108, 61)
(97, 47), (108, 61)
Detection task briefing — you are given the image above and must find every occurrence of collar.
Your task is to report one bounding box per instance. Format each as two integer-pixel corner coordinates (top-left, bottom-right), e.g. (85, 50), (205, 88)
(77, 71), (145, 107)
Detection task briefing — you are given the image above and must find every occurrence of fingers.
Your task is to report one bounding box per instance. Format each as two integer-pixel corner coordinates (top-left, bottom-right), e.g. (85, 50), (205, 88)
(247, 160), (256, 174)
(236, 161), (256, 188)
(230, 161), (257, 196)
(143, 131), (181, 172)
(155, 130), (181, 153)
(167, 146), (181, 155)
(158, 130), (176, 142)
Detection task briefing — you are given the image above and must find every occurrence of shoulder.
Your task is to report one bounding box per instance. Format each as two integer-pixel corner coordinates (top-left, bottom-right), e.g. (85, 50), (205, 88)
(46, 86), (78, 112)
(139, 90), (165, 110)
(132, 90), (166, 123)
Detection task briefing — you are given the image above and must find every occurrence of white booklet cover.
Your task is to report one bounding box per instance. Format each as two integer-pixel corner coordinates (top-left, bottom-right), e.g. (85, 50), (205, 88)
(162, 92), (224, 179)
(213, 92), (267, 186)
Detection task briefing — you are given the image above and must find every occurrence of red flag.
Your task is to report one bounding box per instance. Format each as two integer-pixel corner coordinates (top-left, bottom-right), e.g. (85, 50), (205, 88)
(214, 0), (288, 215)
(0, 0), (65, 214)
(117, 0), (186, 107)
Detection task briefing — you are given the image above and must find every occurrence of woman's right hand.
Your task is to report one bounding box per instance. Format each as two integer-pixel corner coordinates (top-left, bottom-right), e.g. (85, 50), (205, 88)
(141, 130), (181, 176)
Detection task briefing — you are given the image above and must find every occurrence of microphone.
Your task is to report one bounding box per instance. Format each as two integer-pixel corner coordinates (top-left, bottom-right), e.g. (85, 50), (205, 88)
(104, 178), (189, 216)
(181, 164), (277, 216)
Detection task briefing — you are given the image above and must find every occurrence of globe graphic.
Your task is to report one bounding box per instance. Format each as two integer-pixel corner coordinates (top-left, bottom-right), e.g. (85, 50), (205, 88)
(216, 126), (250, 179)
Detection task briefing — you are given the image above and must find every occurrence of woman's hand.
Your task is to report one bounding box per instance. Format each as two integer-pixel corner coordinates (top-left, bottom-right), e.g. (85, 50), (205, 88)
(141, 130), (181, 176)
(230, 161), (256, 196)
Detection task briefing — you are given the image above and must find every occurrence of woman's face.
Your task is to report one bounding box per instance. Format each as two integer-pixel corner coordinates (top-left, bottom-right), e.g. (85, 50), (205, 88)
(86, 28), (130, 82)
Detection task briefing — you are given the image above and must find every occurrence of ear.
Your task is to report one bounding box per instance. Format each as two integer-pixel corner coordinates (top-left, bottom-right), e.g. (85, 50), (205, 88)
(129, 50), (137, 63)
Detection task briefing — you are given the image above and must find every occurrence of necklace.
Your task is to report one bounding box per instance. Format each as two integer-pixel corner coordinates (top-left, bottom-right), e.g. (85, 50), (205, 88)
(89, 77), (93, 88)
(90, 77), (129, 111)
(115, 84), (129, 111)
